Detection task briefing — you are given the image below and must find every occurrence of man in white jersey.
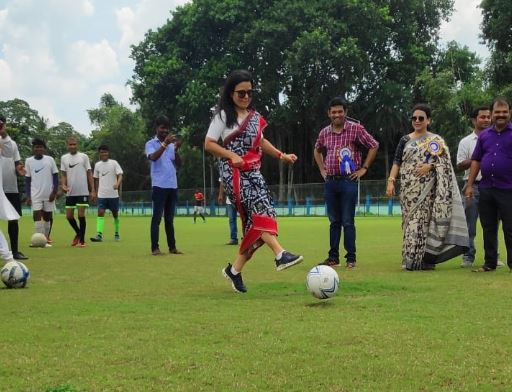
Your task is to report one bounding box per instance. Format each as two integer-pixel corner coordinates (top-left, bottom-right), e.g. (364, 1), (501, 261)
(60, 137), (95, 247)
(0, 115), (21, 264)
(25, 139), (59, 244)
(0, 133), (28, 260)
(90, 145), (123, 242)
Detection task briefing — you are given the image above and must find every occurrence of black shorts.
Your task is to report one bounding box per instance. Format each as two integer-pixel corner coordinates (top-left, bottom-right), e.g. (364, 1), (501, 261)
(65, 195), (89, 208)
(5, 192), (22, 215)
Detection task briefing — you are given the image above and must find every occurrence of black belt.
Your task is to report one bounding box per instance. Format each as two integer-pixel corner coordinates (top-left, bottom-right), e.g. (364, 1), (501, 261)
(326, 175), (351, 180)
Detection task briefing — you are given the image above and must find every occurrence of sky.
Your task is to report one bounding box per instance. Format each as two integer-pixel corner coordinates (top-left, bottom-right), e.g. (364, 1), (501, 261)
(0, 0), (490, 135)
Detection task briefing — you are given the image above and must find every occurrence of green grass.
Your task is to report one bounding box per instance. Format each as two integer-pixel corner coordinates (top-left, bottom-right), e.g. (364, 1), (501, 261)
(1, 216), (511, 391)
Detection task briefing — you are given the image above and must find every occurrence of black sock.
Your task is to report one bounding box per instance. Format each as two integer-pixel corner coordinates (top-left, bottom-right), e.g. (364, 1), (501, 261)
(78, 217), (86, 243)
(67, 217), (80, 235)
(8, 220), (18, 254)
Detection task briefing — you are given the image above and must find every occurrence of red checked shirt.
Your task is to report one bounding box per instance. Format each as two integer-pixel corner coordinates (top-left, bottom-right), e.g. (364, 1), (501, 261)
(315, 121), (379, 175)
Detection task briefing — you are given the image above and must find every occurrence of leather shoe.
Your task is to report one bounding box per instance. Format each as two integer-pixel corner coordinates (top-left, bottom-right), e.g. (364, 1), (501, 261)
(13, 252), (29, 260)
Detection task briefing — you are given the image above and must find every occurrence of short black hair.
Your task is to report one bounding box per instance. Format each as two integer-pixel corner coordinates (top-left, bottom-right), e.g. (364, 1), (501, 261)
(328, 97), (348, 110)
(412, 103), (432, 118)
(98, 144), (109, 151)
(32, 138), (47, 148)
(0, 114), (6, 123)
(154, 115), (170, 129)
(470, 106), (490, 119)
(490, 97), (510, 111)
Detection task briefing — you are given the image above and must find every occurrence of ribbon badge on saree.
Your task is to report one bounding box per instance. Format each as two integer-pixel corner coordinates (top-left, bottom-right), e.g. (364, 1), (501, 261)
(421, 136), (445, 163)
(337, 147), (356, 175)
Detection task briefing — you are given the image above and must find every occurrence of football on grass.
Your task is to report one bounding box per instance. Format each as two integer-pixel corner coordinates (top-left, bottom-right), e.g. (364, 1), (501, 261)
(306, 265), (339, 299)
(31, 233), (47, 248)
(1, 261), (30, 289)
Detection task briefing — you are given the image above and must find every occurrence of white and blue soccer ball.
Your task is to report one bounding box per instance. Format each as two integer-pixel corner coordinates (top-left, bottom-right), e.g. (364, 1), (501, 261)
(31, 232), (47, 248)
(1, 261), (30, 289)
(306, 265), (339, 299)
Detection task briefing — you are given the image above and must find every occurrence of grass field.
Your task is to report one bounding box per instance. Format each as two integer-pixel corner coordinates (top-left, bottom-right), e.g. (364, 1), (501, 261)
(1, 215), (511, 392)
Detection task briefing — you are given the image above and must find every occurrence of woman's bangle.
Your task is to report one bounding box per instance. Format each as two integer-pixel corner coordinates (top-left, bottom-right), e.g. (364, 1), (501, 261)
(161, 142), (168, 149)
(388, 177), (396, 183)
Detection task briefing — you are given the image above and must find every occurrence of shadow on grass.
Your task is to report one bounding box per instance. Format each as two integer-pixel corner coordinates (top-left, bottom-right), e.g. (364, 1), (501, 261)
(305, 300), (335, 308)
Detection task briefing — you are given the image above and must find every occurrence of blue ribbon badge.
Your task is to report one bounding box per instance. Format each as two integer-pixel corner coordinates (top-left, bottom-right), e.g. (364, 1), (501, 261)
(338, 147), (356, 175)
(424, 138), (444, 163)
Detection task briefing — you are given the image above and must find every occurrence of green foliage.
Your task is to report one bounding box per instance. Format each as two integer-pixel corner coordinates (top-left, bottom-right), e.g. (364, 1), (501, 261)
(129, 0), (456, 183)
(87, 94), (150, 190)
(414, 41), (491, 153)
(481, 0), (512, 94)
(0, 99), (47, 158)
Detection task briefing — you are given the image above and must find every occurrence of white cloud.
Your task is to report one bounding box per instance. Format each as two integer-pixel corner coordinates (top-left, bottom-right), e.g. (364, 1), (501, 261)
(97, 82), (135, 108)
(69, 39), (119, 81)
(439, 0), (489, 60)
(82, 0), (94, 16)
(0, 59), (14, 91)
(116, 0), (189, 61)
(0, 8), (8, 27)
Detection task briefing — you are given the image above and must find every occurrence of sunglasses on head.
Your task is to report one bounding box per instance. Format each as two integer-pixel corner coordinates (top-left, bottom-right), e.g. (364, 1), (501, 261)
(234, 89), (253, 99)
(411, 116), (425, 122)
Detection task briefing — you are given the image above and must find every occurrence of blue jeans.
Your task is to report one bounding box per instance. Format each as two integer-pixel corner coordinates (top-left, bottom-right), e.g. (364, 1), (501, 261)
(462, 182), (479, 262)
(226, 204), (238, 241)
(151, 187), (177, 251)
(324, 178), (358, 262)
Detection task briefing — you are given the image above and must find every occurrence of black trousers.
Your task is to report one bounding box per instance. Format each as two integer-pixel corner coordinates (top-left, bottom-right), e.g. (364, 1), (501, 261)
(478, 187), (512, 269)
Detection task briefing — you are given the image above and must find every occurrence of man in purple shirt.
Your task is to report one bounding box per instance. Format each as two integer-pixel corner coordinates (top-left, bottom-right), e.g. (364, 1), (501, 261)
(314, 97), (379, 269)
(465, 97), (512, 272)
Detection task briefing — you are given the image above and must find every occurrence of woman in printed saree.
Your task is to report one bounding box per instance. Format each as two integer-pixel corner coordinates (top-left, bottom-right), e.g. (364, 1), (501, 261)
(386, 104), (468, 271)
(205, 69), (303, 293)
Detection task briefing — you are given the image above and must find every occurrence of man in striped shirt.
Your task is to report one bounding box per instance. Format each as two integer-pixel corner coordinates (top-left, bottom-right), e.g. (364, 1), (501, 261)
(314, 97), (379, 269)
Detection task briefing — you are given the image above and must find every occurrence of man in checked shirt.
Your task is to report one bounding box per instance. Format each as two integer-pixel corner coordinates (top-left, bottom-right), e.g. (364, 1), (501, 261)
(314, 97), (379, 269)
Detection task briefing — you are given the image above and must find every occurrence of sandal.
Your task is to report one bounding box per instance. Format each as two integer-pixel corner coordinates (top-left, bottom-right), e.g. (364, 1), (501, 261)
(472, 266), (495, 272)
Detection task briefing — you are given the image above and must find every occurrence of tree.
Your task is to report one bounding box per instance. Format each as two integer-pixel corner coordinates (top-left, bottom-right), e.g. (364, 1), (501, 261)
(480, 0), (512, 99)
(0, 99), (47, 158)
(414, 42), (491, 153)
(87, 94), (150, 191)
(130, 0), (455, 189)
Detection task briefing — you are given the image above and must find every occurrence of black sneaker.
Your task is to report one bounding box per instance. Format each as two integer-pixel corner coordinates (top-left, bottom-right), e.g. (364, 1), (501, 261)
(222, 263), (247, 293)
(90, 234), (103, 242)
(275, 251), (303, 271)
(13, 252), (29, 260)
(319, 258), (340, 268)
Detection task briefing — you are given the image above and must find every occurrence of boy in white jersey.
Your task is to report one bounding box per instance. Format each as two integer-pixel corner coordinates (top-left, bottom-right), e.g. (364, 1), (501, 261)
(25, 139), (59, 243)
(90, 145), (123, 242)
(60, 137), (95, 247)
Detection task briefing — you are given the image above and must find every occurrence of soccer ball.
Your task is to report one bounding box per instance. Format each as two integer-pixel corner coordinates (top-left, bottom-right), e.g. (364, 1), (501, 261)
(306, 265), (340, 299)
(1, 261), (30, 289)
(31, 232), (47, 248)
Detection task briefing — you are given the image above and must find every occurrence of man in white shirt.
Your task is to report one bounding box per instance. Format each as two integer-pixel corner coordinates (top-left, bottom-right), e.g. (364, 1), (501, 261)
(0, 135), (28, 260)
(90, 145), (123, 242)
(60, 137), (95, 247)
(456, 106), (491, 267)
(25, 138), (59, 243)
(0, 114), (21, 264)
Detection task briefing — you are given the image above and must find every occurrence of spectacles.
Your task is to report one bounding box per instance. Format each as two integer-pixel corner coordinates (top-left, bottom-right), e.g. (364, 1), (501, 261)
(411, 116), (425, 122)
(234, 90), (253, 99)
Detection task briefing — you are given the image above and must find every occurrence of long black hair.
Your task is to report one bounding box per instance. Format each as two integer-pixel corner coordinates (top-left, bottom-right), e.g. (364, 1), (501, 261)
(217, 69), (254, 128)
